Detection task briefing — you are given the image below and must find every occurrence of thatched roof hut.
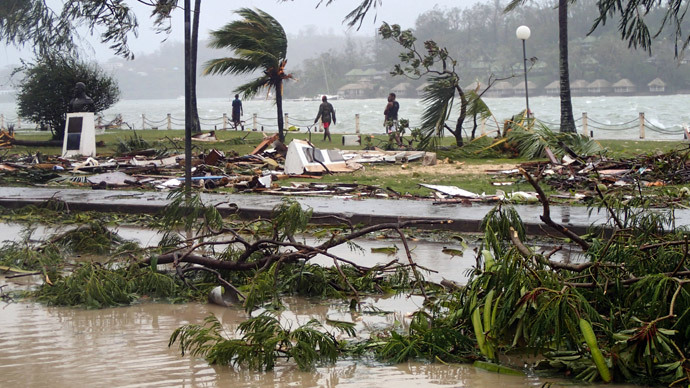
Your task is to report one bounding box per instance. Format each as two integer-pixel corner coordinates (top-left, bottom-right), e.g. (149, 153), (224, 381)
(613, 79), (636, 93)
(587, 79), (612, 94)
(337, 82), (375, 98)
(571, 79), (589, 95)
(513, 80), (538, 96)
(544, 80), (559, 95)
(487, 81), (513, 97)
(648, 78), (666, 93)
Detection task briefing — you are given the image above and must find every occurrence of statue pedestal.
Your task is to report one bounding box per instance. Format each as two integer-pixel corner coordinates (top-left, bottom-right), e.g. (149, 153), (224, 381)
(62, 113), (96, 158)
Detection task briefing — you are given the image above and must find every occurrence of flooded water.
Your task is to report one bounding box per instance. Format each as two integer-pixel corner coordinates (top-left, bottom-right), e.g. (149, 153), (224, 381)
(1, 291), (647, 388)
(0, 222), (638, 388)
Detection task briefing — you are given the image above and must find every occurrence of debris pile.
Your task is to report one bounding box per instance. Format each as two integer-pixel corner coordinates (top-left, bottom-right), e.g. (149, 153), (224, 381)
(514, 148), (690, 193)
(0, 133), (439, 199)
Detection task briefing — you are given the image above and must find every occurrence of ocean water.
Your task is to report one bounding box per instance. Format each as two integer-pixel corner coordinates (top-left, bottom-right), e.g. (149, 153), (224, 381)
(1, 94), (688, 140)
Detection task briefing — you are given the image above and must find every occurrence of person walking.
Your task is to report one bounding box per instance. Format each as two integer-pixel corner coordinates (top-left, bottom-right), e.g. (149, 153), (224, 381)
(231, 94), (243, 130)
(384, 92), (402, 146)
(384, 92), (399, 134)
(314, 95), (336, 142)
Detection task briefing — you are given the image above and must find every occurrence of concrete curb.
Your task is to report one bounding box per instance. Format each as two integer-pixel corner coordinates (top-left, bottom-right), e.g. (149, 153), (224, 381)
(0, 187), (616, 236)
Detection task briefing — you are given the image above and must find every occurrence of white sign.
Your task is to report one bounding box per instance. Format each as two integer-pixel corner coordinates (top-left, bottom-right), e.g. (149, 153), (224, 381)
(62, 112), (96, 158)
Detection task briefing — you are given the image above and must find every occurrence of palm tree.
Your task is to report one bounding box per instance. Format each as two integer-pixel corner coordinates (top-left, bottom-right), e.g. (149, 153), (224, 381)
(203, 8), (292, 142)
(505, 0), (576, 133)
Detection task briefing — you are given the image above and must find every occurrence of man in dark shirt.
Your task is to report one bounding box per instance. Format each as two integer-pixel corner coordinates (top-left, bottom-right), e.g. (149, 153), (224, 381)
(384, 92), (399, 134)
(384, 92), (402, 146)
(231, 94), (243, 130)
(314, 95), (336, 142)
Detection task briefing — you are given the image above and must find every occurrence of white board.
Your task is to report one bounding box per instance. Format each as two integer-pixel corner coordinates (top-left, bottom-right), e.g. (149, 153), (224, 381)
(62, 112), (96, 158)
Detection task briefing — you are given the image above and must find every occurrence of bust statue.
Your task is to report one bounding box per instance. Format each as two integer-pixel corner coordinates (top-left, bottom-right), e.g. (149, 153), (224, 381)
(69, 82), (95, 113)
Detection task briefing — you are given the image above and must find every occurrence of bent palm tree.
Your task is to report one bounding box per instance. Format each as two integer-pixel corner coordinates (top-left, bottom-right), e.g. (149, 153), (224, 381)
(203, 8), (292, 142)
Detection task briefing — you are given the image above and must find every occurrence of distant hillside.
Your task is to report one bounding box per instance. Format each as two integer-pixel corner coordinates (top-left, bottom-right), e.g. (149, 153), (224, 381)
(102, 32), (372, 100)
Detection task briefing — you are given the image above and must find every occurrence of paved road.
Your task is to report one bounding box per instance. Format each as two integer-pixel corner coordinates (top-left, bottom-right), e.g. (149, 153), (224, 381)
(0, 186), (672, 235)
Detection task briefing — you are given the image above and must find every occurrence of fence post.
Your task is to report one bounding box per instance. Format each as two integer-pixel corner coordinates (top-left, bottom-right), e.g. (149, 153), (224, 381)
(639, 112), (645, 139)
(0, 114), (3, 129)
(222, 113), (228, 130)
(97, 115), (102, 130)
(284, 113), (289, 129)
(355, 113), (360, 134)
(480, 117), (486, 136)
(141, 114), (146, 130)
(582, 112), (589, 137)
(252, 113), (257, 131)
(166, 114), (172, 130)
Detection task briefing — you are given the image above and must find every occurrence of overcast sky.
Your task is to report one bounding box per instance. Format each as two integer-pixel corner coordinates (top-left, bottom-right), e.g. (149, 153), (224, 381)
(2, 0), (480, 64)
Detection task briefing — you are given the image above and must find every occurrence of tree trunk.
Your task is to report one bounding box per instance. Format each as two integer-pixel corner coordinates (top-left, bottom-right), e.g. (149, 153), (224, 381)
(276, 80), (285, 143)
(183, 0), (192, 195)
(471, 113), (478, 140)
(558, 0), (576, 133)
(190, 0), (201, 134)
(454, 89), (467, 147)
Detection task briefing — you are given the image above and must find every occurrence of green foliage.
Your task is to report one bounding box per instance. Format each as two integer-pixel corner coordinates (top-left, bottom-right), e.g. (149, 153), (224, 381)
(0, 0), (137, 59)
(480, 205), (525, 259)
(376, 311), (474, 363)
(15, 55), (120, 140)
(272, 198), (312, 241)
(0, 200), (155, 226)
(359, 198), (690, 385)
(379, 22), (494, 149)
(34, 261), (186, 308)
(115, 131), (156, 156)
(242, 260), (418, 313)
(170, 312), (354, 371)
(506, 121), (603, 160)
(156, 189), (224, 237)
(54, 222), (139, 256)
(0, 240), (62, 276)
(592, 0), (689, 56)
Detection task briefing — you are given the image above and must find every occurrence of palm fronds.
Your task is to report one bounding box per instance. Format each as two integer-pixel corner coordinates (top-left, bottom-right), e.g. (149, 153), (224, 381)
(203, 8), (291, 141)
(417, 74), (457, 149)
(506, 121), (603, 159)
(170, 312), (353, 371)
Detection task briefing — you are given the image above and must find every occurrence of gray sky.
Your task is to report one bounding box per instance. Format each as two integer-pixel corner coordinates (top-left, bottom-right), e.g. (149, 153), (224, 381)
(2, 0), (480, 64)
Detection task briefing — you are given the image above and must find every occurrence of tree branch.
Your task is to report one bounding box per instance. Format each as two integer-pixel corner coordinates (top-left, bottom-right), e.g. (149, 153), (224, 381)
(520, 168), (590, 251)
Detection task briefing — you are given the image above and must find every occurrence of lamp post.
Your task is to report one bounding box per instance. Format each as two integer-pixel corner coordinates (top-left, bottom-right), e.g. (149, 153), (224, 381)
(516, 25), (531, 119)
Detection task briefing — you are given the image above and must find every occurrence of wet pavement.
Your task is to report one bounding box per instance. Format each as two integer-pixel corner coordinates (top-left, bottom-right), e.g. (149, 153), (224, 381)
(0, 186), (683, 235)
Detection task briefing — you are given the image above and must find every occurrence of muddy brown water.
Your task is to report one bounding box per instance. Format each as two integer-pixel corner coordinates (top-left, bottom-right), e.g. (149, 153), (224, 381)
(0, 224), (643, 388)
(0, 295), (647, 388)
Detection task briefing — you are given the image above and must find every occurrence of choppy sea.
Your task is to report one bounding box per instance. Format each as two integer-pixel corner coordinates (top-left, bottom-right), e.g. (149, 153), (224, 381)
(1, 94), (688, 140)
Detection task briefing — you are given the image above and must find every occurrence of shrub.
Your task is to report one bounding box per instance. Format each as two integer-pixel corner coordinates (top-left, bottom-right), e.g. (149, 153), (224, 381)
(15, 55), (120, 140)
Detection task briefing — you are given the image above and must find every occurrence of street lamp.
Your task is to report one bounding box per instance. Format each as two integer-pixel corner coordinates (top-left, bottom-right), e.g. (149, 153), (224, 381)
(516, 25), (531, 119)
